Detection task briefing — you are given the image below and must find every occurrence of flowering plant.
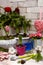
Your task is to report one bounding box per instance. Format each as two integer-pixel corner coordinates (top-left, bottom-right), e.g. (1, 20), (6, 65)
(4, 25), (10, 36)
(4, 7), (11, 12)
(34, 20), (43, 33)
(29, 32), (42, 39)
(4, 25), (13, 39)
(0, 6), (31, 37)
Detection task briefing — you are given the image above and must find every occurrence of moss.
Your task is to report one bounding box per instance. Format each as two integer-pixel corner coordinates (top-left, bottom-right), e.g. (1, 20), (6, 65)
(0, 36), (14, 40)
(0, 47), (8, 52)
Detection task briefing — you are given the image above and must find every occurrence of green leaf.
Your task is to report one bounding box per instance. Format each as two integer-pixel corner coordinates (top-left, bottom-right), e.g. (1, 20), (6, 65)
(19, 35), (22, 44)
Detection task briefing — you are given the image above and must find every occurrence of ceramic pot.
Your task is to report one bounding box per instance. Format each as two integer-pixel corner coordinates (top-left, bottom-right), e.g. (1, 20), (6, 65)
(16, 45), (26, 55)
(23, 39), (34, 51)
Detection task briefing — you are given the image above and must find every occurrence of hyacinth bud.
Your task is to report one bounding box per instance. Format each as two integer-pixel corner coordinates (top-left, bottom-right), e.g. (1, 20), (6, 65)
(5, 25), (10, 32)
(14, 7), (20, 14)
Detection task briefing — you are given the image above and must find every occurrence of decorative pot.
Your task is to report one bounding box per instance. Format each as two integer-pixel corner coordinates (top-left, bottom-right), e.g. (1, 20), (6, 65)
(0, 38), (17, 49)
(16, 45), (26, 55)
(23, 39), (34, 51)
(36, 39), (42, 47)
(34, 38), (42, 50)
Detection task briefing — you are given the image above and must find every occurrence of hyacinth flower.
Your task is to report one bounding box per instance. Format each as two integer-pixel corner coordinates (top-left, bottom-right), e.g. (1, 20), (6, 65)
(4, 25), (10, 39)
(5, 25), (10, 32)
(29, 32), (42, 39)
(34, 20), (43, 33)
(14, 7), (20, 14)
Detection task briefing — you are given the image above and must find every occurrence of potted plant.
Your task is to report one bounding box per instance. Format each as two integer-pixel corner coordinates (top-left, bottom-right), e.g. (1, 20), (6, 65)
(16, 35), (26, 55)
(0, 6), (18, 50)
(10, 8), (31, 37)
(0, 6), (31, 37)
(29, 32), (42, 48)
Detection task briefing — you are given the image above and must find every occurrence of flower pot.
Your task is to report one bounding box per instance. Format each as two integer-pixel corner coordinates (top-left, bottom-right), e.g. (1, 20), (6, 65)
(34, 39), (42, 50)
(36, 39), (42, 47)
(23, 39), (34, 51)
(0, 38), (17, 49)
(16, 45), (26, 55)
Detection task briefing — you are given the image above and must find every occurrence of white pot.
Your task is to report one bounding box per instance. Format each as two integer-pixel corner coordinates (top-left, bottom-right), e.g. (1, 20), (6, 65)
(34, 39), (42, 48)
(0, 38), (17, 49)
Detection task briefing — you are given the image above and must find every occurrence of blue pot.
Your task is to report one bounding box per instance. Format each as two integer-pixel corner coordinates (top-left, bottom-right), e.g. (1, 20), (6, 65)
(23, 39), (34, 51)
